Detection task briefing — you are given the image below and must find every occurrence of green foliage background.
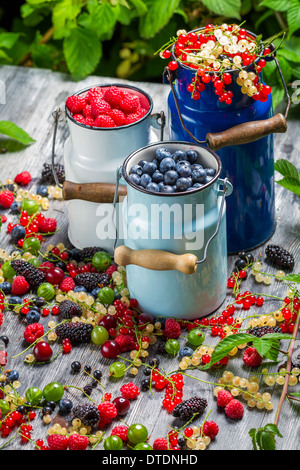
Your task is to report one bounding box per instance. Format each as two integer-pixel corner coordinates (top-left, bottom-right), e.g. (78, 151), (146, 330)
(0, 0), (300, 111)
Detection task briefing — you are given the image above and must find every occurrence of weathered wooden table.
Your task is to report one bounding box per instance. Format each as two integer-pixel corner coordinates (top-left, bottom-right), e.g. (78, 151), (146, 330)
(0, 65), (299, 451)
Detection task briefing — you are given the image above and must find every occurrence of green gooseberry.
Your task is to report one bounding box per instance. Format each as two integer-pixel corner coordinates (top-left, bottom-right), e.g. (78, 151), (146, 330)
(42, 382), (64, 402)
(91, 326), (109, 346)
(25, 387), (43, 405)
(127, 423), (149, 445)
(2, 261), (16, 279)
(22, 237), (41, 255)
(28, 257), (41, 268)
(37, 282), (56, 301)
(21, 199), (39, 216)
(103, 435), (123, 450)
(97, 286), (115, 305)
(134, 442), (153, 450)
(92, 251), (112, 271)
(0, 399), (10, 415)
(187, 327), (205, 347)
(164, 338), (180, 355)
(109, 361), (127, 378)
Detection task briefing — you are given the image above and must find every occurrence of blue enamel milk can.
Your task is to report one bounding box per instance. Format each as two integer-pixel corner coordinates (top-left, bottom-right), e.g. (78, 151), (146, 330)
(114, 141), (233, 320)
(163, 30), (289, 253)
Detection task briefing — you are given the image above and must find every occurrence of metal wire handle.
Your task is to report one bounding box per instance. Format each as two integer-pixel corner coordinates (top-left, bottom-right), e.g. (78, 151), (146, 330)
(51, 107), (65, 190)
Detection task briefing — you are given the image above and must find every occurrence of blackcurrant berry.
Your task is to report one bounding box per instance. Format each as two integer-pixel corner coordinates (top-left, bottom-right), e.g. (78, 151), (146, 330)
(234, 258), (247, 270)
(149, 357), (160, 367)
(71, 361), (81, 373)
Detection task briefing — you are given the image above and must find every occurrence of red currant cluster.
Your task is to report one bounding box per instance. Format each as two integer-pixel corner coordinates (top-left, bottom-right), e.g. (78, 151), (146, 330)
(160, 24), (273, 104)
(0, 409), (36, 439)
(279, 297), (300, 334)
(156, 371), (184, 413)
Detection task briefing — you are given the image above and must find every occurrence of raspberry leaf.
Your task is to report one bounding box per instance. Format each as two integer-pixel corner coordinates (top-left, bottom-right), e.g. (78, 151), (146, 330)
(201, 0), (241, 20)
(139, 0), (180, 38)
(0, 121), (35, 145)
(63, 26), (102, 80)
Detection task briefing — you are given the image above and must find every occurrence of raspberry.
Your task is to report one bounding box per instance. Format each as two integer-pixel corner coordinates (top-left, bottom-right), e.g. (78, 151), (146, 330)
(72, 114), (85, 124)
(24, 323), (44, 344)
(111, 425), (129, 442)
(153, 438), (171, 450)
(85, 86), (103, 104)
(103, 86), (124, 108)
(66, 95), (86, 114)
(108, 109), (126, 126)
(38, 217), (57, 234)
(11, 276), (29, 295)
(82, 104), (93, 118)
(90, 99), (111, 118)
(84, 117), (95, 127)
(68, 433), (89, 450)
(225, 399), (244, 419)
(216, 389), (233, 408)
(120, 382), (140, 400)
(106, 264), (118, 277)
(202, 420), (219, 439)
(0, 190), (14, 208)
(14, 171), (32, 186)
(47, 434), (69, 450)
(242, 347), (263, 367)
(97, 401), (118, 427)
(59, 277), (76, 293)
(114, 334), (136, 352)
(163, 318), (181, 339)
(119, 92), (140, 114)
(94, 114), (116, 128)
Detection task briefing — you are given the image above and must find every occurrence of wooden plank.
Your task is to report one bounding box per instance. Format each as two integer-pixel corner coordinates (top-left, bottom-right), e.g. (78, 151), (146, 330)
(0, 65), (299, 450)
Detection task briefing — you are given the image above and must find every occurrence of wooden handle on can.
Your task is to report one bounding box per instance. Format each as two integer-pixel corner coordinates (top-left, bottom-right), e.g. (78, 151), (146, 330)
(114, 245), (198, 274)
(206, 113), (287, 151)
(62, 181), (127, 203)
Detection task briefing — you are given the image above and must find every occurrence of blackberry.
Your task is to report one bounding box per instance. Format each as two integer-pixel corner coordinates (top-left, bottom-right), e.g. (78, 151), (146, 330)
(41, 162), (65, 184)
(78, 247), (105, 262)
(56, 322), (93, 343)
(247, 326), (282, 338)
(74, 272), (111, 291)
(58, 300), (83, 319)
(172, 396), (207, 421)
(72, 403), (100, 429)
(265, 244), (294, 270)
(10, 259), (45, 291)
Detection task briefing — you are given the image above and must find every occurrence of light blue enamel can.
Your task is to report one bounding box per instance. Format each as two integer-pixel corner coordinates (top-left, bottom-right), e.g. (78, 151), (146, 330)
(114, 141), (233, 320)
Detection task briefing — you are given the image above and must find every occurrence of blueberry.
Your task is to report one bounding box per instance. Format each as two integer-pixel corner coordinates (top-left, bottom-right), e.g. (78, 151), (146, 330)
(191, 163), (203, 171)
(146, 182), (159, 192)
(164, 170), (178, 186)
(36, 185), (48, 197)
(193, 182), (204, 188)
(142, 161), (157, 176)
(176, 177), (192, 192)
(129, 173), (141, 186)
(157, 182), (165, 191)
(73, 286), (87, 293)
(159, 157), (176, 174)
(151, 170), (163, 184)
(206, 168), (216, 177)
(140, 173), (152, 188)
(26, 310), (41, 324)
(204, 175), (214, 184)
(91, 287), (101, 298)
(7, 370), (19, 382)
(179, 347), (194, 358)
(58, 398), (73, 414)
(9, 296), (22, 308)
(130, 164), (143, 176)
(192, 168), (207, 183)
(160, 185), (174, 193)
(172, 150), (187, 162)
(155, 148), (172, 162)
(177, 163), (192, 178)
(10, 225), (26, 243)
(138, 160), (147, 167)
(10, 202), (21, 214)
(186, 149), (199, 164)
(0, 282), (11, 294)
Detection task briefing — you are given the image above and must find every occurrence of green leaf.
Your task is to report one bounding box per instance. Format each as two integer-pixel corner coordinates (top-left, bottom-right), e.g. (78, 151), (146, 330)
(78, 0), (120, 40)
(252, 337), (273, 357)
(52, 0), (82, 39)
(275, 159), (300, 179)
(259, 0), (290, 11)
(276, 176), (300, 196)
(201, 0), (241, 18)
(130, 0), (148, 15)
(63, 26), (102, 80)
(282, 273), (300, 282)
(201, 333), (254, 368)
(287, 0), (300, 36)
(288, 391), (300, 397)
(264, 423), (283, 438)
(259, 431), (276, 450)
(0, 121), (35, 145)
(249, 428), (258, 450)
(139, 0), (180, 38)
(0, 33), (20, 50)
